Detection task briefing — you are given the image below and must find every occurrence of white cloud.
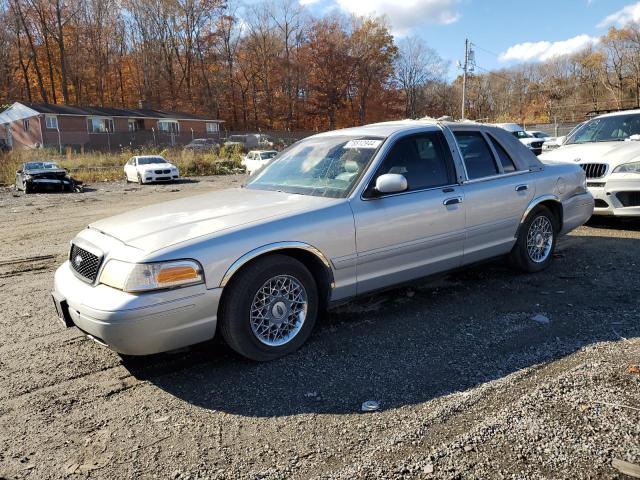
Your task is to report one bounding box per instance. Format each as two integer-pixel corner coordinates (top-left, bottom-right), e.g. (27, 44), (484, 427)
(498, 34), (600, 63)
(598, 2), (640, 27)
(299, 0), (321, 5)
(334, 0), (461, 33)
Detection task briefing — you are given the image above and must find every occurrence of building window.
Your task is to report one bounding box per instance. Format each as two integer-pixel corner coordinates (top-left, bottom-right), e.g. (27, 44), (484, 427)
(87, 117), (114, 133)
(45, 115), (58, 129)
(23, 119), (30, 131)
(206, 122), (219, 133)
(158, 120), (179, 133)
(128, 119), (144, 132)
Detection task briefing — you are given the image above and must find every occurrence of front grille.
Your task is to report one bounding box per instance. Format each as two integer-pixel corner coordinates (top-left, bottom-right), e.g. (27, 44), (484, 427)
(531, 141), (543, 148)
(587, 182), (606, 188)
(616, 191), (640, 207)
(69, 244), (102, 282)
(154, 169), (163, 174)
(163, 169), (170, 174)
(594, 199), (609, 208)
(580, 163), (607, 178)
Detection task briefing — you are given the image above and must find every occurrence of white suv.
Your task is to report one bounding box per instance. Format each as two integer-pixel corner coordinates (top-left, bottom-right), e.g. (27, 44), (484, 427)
(495, 123), (544, 155)
(540, 110), (640, 217)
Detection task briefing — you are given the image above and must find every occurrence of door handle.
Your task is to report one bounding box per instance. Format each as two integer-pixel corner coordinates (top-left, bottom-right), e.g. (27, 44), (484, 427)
(515, 184), (529, 192)
(443, 196), (463, 206)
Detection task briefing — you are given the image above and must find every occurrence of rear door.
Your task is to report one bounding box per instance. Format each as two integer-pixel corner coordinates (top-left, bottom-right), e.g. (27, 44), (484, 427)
(453, 129), (535, 264)
(350, 130), (466, 294)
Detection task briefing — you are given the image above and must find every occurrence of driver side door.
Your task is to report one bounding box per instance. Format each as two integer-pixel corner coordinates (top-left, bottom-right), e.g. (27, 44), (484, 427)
(349, 131), (466, 294)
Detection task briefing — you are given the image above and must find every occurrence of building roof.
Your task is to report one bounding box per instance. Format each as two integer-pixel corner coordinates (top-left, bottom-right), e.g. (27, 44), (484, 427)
(0, 102), (222, 124)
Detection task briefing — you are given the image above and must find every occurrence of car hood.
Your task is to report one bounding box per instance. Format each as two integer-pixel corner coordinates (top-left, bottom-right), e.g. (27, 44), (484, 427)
(539, 141), (640, 168)
(89, 188), (340, 253)
(139, 163), (175, 170)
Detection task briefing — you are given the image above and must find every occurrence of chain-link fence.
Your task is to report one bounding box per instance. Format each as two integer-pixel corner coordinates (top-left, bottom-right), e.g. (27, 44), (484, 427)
(39, 130), (223, 153)
(38, 128), (320, 153)
(525, 123), (582, 137)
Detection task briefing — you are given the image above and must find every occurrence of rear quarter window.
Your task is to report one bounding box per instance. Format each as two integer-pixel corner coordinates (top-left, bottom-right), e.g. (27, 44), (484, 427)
(487, 134), (517, 173)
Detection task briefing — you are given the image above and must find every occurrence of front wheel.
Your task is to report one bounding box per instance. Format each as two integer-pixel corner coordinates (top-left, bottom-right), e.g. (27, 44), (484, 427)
(219, 254), (318, 361)
(137, 172), (144, 184)
(510, 205), (558, 272)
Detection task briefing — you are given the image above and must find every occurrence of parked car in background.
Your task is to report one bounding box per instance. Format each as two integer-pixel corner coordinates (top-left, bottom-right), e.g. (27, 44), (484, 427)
(541, 122), (587, 152)
(540, 110), (640, 216)
(52, 119), (593, 361)
(15, 161), (83, 193)
(184, 138), (219, 152)
(124, 155), (179, 184)
(527, 130), (552, 140)
(242, 150), (278, 175)
(224, 134), (275, 151)
(495, 123), (545, 155)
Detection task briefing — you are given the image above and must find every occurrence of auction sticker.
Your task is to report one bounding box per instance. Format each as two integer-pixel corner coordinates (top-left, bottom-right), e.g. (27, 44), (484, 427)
(344, 139), (382, 149)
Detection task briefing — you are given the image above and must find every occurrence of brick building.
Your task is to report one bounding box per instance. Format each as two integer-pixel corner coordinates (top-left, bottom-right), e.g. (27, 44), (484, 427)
(0, 102), (223, 152)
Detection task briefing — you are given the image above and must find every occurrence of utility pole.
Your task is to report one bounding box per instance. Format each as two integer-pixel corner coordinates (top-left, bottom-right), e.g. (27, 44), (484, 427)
(459, 38), (475, 120)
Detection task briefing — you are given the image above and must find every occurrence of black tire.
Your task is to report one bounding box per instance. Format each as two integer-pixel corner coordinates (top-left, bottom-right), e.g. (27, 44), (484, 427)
(24, 182), (32, 194)
(137, 172), (143, 184)
(510, 205), (558, 273)
(220, 254), (318, 361)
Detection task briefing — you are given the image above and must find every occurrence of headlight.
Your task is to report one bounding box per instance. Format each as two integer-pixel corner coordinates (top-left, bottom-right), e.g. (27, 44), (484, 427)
(613, 161), (640, 173)
(99, 259), (203, 292)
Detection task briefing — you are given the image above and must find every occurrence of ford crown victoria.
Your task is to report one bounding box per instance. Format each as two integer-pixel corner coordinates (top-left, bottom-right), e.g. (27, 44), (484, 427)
(53, 120), (594, 361)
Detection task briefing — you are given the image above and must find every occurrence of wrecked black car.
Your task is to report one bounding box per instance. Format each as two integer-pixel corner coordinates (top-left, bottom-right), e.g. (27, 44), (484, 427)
(15, 162), (83, 193)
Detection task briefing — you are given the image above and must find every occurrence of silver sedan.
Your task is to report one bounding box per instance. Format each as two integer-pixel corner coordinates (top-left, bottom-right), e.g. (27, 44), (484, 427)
(52, 120), (594, 361)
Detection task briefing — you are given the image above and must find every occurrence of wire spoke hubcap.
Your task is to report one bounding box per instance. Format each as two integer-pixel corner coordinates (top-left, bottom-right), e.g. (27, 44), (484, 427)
(526, 216), (553, 263)
(250, 275), (308, 347)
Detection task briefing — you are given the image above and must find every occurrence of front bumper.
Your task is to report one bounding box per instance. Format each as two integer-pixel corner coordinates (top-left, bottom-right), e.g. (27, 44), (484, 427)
(587, 174), (640, 216)
(53, 261), (221, 355)
(142, 171), (179, 183)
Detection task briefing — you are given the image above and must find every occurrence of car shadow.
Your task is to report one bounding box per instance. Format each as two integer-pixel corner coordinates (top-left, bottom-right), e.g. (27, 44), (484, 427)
(586, 216), (640, 232)
(124, 233), (640, 417)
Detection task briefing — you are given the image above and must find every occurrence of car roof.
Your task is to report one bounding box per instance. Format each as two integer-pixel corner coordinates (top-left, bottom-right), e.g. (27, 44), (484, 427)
(594, 109), (640, 119)
(249, 150), (277, 153)
(311, 119), (443, 138)
(134, 155), (165, 159)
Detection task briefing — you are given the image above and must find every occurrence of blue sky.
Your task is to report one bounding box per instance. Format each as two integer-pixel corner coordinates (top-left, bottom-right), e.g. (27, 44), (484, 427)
(300, 0), (640, 76)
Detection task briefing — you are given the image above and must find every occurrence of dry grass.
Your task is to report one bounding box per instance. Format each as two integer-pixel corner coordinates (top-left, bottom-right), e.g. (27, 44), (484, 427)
(0, 144), (245, 185)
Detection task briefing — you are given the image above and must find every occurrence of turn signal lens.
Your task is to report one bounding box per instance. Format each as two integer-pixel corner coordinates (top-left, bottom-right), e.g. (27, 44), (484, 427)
(156, 265), (199, 284)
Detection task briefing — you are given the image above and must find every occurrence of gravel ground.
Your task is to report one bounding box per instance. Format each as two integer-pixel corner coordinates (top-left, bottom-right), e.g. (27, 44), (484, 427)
(0, 177), (638, 480)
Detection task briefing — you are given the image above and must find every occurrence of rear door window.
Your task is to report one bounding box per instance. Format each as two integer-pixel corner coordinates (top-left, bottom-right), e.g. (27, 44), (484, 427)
(453, 131), (499, 179)
(487, 134), (516, 173)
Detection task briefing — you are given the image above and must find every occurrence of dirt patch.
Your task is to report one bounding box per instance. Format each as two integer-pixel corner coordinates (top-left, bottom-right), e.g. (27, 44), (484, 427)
(0, 179), (638, 479)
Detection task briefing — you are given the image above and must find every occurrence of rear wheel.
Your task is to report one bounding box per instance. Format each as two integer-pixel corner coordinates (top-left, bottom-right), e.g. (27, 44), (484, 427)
(220, 254), (318, 361)
(510, 205), (557, 272)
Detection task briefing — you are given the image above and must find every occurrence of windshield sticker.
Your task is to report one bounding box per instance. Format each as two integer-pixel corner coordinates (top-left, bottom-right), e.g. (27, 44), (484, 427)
(344, 139), (382, 149)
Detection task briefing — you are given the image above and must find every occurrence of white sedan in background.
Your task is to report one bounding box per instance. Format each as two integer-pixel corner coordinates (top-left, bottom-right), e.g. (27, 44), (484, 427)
(124, 155), (180, 184)
(241, 150), (278, 175)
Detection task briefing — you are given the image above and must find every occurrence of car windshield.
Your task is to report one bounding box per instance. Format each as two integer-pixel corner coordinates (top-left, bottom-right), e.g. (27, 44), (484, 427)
(137, 157), (167, 165)
(229, 135), (246, 142)
(245, 136), (384, 198)
(25, 162), (60, 170)
(260, 152), (277, 160)
(512, 131), (531, 139)
(565, 114), (640, 144)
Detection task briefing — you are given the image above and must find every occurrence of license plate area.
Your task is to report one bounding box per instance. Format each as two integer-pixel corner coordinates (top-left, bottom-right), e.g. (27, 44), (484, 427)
(51, 291), (74, 327)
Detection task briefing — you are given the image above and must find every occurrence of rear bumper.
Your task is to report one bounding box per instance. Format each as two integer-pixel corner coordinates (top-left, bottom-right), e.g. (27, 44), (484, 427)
(53, 261), (221, 355)
(588, 175), (640, 217)
(561, 192), (594, 233)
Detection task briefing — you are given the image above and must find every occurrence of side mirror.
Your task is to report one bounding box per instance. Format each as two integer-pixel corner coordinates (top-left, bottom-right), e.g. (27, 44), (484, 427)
(374, 173), (408, 195)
